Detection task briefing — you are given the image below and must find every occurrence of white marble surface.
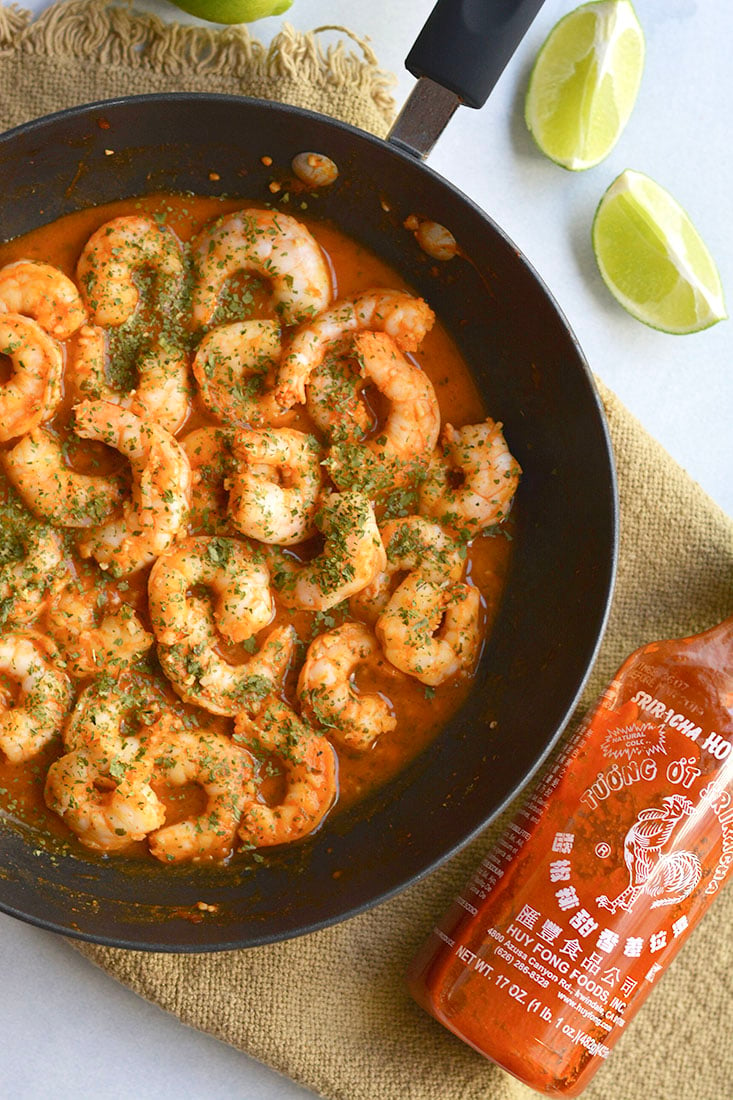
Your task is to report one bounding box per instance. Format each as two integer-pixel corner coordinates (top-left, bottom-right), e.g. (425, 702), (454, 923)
(1, 1), (731, 1098)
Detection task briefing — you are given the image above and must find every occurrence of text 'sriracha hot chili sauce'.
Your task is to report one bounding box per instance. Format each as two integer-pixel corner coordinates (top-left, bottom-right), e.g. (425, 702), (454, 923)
(407, 616), (733, 1096)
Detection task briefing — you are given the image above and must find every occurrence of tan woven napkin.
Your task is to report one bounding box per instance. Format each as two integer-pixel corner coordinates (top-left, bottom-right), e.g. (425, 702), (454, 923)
(2, 4), (731, 1098)
(0, 0), (396, 135)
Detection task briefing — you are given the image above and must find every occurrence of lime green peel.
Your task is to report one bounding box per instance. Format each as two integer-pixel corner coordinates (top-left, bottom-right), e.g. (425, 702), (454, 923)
(525, 0), (644, 171)
(166, 0), (292, 24)
(592, 169), (727, 334)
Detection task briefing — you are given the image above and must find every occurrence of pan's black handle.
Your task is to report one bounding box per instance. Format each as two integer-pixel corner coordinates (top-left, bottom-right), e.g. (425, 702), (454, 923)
(406, 0), (547, 109)
(389, 0), (546, 159)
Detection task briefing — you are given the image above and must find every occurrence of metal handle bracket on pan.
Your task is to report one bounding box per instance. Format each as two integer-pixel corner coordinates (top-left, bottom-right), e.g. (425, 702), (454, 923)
(388, 0), (546, 159)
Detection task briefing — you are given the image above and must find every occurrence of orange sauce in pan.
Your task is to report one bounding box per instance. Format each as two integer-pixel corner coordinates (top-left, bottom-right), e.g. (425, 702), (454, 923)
(0, 193), (515, 861)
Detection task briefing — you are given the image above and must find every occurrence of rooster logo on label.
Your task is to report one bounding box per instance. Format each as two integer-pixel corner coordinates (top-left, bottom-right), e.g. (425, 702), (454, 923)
(596, 794), (702, 913)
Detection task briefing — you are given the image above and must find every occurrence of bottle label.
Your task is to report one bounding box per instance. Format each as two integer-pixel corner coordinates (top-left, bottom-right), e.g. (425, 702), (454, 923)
(438, 669), (733, 1073)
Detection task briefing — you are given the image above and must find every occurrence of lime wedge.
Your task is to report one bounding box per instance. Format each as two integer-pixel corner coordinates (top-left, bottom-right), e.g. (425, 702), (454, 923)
(592, 170), (727, 334)
(525, 1), (644, 171)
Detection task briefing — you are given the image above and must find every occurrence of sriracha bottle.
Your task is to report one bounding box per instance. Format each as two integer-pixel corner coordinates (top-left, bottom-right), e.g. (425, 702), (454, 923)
(407, 616), (733, 1096)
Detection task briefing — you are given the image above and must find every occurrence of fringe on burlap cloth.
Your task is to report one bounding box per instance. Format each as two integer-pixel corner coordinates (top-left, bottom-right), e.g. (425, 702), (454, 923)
(0, 0), (396, 134)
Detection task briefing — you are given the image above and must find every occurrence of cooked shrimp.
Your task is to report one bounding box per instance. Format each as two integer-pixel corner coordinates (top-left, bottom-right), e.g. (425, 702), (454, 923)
(129, 343), (192, 435)
(44, 747), (165, 853)
(148, 716), (253, 863)
(0, 523), (65, 626)
(235, 697), (336, 847)
(0, 260), (86, 339)
(327, 331), (440, 491)
(227, 427), (322, 545)
(275, 491), (386, 612)
(356, 331), (439, 455)
(149, 535), (273, 647)
(275, 287), (435, 408)
(0, 632), (73, 763)
(76, 215), (185, 327)
(156, 605), (295, 717)
(3, 426), (126, 528)
(192, 319), (287, 427)
(380, 514), (464, 580)
(48, 570), (153, 678)
(0, 313), (63, 441)
(420, 418), (521, 534)
(305, 339), (372, 443)
(298, 622), (396, 753)
(71, 324), (192, 436)
(63, 675), (161, 763)
(148, 536), (294, 715)
(74, 400), (192, 576)
(46, 675), (167, 850)
(191, 207), (332, 328)
(375, 574), (481, 686)
(181, 425), (234, 536)
(351, 515), (465, 621)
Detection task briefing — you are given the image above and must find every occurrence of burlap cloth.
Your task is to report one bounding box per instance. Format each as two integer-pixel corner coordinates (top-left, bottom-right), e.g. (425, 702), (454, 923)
(1, 3), (731, 1098)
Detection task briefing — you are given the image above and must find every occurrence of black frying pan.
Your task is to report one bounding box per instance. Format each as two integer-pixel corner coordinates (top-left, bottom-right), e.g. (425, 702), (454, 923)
(0, 0), (617, 950)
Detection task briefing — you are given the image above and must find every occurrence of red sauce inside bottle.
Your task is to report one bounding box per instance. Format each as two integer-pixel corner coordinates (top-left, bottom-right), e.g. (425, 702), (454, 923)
(408, 616), (733, 1096)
